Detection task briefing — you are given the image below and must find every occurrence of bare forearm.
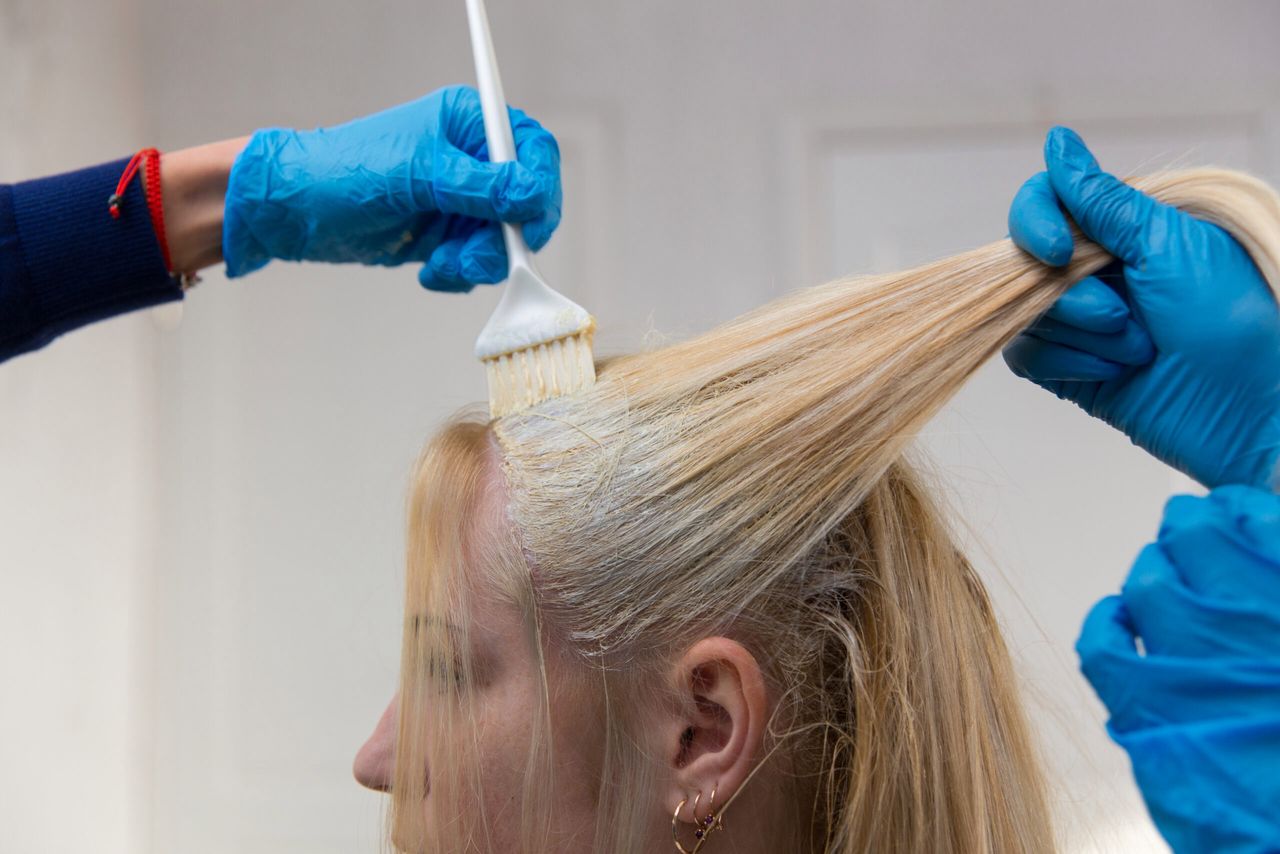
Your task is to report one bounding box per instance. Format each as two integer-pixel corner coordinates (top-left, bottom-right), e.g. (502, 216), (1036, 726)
(147, 136), (249, 273)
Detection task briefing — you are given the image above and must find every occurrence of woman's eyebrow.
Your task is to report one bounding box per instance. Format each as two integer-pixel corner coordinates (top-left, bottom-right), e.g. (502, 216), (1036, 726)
(409, 614), (463, 634)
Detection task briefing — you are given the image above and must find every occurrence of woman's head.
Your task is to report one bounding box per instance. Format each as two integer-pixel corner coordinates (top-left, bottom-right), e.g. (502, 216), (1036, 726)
(358, 168), (1280, 853)
(356, 421), (785, 852)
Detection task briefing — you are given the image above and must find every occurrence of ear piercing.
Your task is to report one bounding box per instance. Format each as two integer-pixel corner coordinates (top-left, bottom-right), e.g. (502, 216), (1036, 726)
(671, 781), (726, 853)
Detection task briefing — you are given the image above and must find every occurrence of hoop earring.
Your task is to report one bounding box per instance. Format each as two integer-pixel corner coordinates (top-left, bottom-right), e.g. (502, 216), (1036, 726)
(670, 781), (726, 853)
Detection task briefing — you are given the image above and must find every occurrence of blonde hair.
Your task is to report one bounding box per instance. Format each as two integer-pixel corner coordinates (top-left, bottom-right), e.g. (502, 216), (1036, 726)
(392, 169), (1280, 853)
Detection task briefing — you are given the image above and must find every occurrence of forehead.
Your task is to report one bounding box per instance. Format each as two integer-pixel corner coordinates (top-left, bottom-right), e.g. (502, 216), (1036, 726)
(456, 436), (527, 640)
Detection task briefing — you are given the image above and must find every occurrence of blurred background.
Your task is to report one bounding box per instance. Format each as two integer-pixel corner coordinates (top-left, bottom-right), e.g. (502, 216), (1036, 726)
(2, 1), (1278, 851)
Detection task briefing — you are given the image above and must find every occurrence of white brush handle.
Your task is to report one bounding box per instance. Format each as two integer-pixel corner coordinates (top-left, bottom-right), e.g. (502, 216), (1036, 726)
(465, 0), (535, 271)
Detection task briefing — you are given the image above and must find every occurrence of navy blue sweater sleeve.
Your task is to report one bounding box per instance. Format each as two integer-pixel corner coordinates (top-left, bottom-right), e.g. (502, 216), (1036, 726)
(0, 157), (183, 363)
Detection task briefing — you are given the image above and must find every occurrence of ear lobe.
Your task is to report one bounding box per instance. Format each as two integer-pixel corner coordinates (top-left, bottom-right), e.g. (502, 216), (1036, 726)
(663, 637), (768, 830)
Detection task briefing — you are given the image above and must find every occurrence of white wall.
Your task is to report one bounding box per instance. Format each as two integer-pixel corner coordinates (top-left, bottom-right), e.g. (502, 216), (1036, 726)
(0, 2), (158, 853)
(4, 1), (1280, 852)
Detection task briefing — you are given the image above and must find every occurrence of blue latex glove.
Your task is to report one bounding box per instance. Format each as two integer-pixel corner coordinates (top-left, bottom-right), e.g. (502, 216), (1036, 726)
(1078, 485), (1280, 854)
(223, 85), (561, 292)
(1003, 126), (1280, 489)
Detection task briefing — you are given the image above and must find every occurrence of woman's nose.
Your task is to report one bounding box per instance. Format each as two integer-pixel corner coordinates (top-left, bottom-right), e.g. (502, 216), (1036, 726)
(353, 694), (398, 792)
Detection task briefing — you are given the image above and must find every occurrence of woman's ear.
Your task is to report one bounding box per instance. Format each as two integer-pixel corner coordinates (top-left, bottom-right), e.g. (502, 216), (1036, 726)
(661, 637), (768, 831)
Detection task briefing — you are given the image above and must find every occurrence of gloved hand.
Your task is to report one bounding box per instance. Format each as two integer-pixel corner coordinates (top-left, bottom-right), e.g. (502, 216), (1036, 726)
(222, 85), (561, 292)
(1003, 126), (1280, 489)
(1078, 485), (1280, 854)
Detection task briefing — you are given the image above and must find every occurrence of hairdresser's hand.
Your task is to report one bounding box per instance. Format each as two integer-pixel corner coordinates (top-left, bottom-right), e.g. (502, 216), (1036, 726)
(222, 86), (561, 292)
(1077, 485), (1280, 854)
(1003, 126), (1280, 489)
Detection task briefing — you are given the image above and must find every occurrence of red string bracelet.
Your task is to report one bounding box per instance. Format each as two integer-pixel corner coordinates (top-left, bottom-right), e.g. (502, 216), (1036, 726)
(108, 147), (177, 274)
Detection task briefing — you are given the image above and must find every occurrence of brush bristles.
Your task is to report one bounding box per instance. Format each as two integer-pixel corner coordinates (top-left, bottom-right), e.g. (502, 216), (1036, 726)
(484, 329), (597, 418)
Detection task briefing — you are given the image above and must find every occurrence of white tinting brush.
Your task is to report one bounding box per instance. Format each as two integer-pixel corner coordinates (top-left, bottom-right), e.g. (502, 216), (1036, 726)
(465, 0), (596, 418)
